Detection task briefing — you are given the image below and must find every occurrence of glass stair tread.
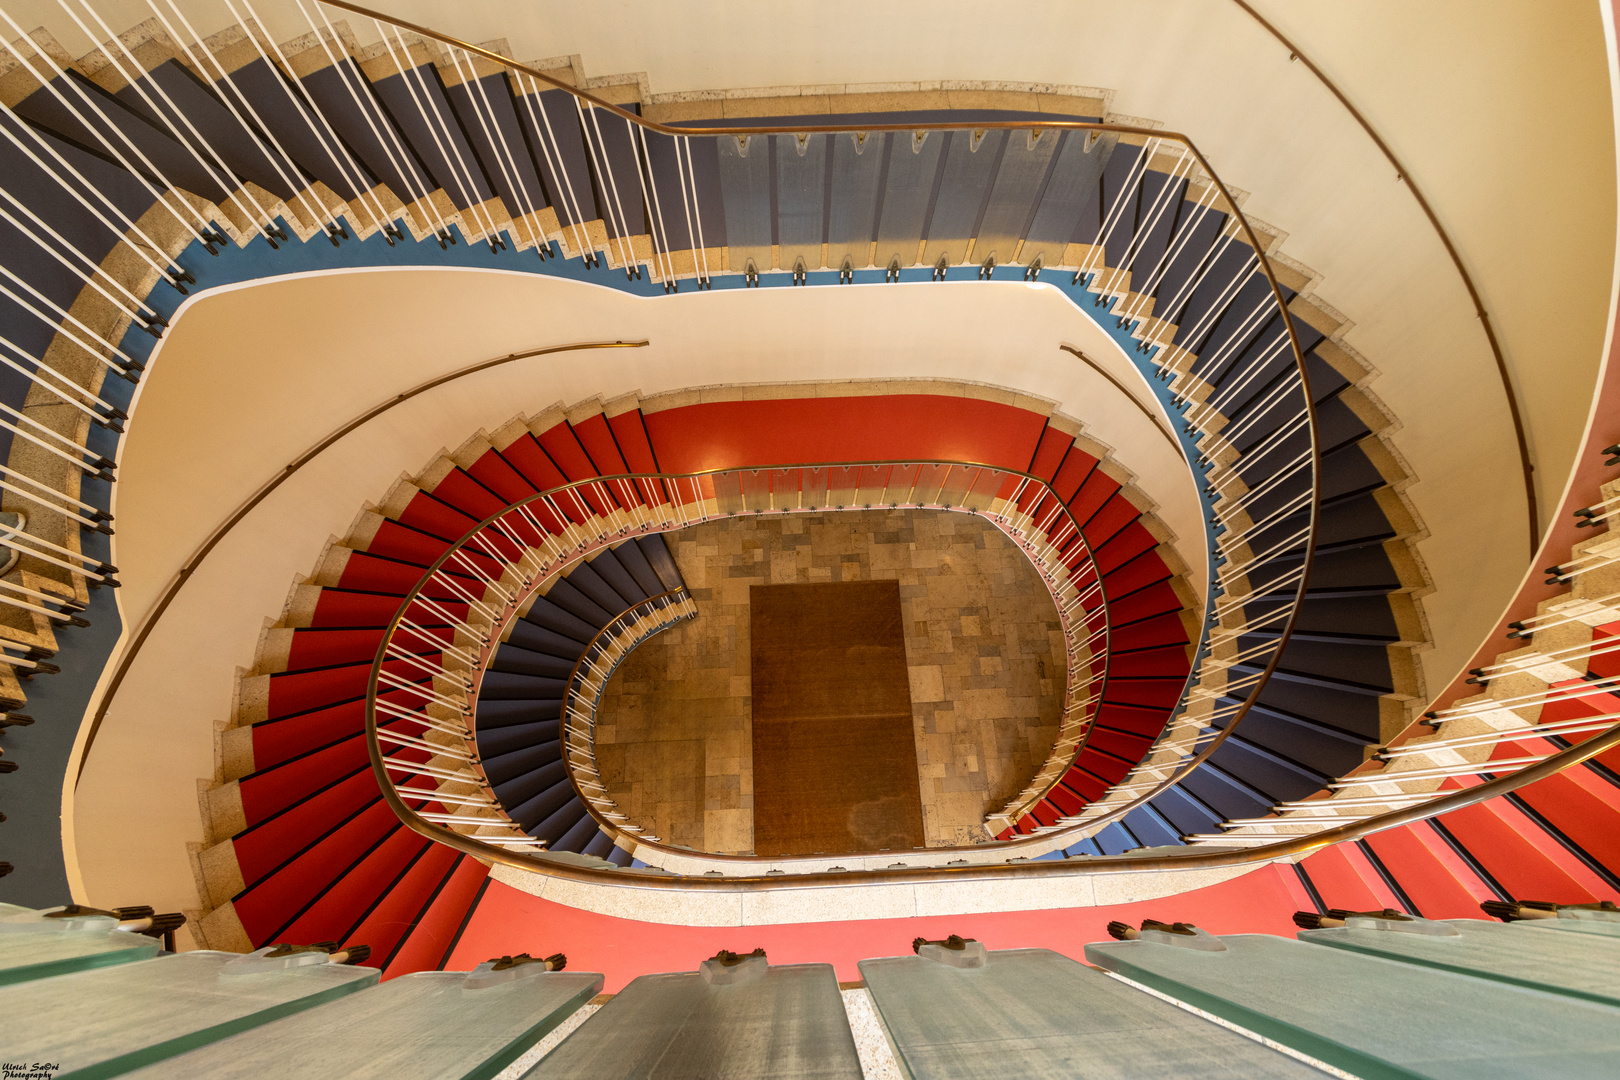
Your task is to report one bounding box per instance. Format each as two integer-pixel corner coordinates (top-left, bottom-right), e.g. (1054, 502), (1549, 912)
(3, 950), (378, 1076)
(119, 969), (604, 1080)
(525, 962), (862, 1078)
(1299, 919), (1620, 1007)
(0, 928), (160, 986)
(859, 947), (1328, 1079)
(1085, 933), (1620, 1080)
(1519, 917), (1620, 940)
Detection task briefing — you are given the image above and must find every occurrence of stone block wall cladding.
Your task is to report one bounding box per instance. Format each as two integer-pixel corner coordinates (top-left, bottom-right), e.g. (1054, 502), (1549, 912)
(594, 510), (1065, 852)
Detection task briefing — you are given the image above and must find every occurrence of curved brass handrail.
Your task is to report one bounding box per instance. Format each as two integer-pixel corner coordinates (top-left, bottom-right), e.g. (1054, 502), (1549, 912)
(1228, 0), (1537, 557)
(383, 712), (1620, 889)
(367, 460), (1117, 868)
(75, 338), (646, 785)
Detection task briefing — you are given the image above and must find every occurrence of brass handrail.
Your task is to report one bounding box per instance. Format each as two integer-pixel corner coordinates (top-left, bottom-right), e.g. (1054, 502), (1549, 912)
(385, 712), (1620, 890)
(74, 338), (646, 785)
(366, 460), (1117, 868)
(1228, 0), (1536, 557)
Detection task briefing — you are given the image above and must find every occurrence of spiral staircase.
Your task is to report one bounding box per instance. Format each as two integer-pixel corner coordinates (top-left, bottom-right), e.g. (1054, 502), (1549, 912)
(0, 0), (1616, 1073)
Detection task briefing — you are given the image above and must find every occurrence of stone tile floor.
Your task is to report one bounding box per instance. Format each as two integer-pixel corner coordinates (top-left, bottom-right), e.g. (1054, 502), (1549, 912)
(594, 509), (1065, 854)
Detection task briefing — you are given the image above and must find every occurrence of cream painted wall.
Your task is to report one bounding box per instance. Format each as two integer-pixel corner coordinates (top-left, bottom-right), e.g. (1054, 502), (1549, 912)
(69, 268), (1202, 911)
(17, 0), (1610, 700)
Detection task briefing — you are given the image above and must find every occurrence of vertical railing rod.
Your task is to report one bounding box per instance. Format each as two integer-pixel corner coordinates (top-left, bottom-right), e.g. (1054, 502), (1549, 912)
(150, 0), (340, 236)
(374, 21), (501, 247)
(62, 0), (280, 240)
(300, 0), (452, 241)
(0, 10), (215, 243)
(231, 0), (399, 238)
(576, 99), (639, 276)
(512, 71), (593, 265)
(446, 45), (546, 250)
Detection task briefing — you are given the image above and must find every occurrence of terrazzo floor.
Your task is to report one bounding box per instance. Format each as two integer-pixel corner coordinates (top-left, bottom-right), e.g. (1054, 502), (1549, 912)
(593, 509), (1066, 854)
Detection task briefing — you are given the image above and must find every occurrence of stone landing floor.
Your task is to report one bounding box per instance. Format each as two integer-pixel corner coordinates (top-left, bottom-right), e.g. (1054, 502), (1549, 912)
(593, 508), (1066, 855)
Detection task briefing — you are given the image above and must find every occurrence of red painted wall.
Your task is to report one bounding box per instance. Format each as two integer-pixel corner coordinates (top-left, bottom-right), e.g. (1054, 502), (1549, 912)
(448, 865), (1312, 991)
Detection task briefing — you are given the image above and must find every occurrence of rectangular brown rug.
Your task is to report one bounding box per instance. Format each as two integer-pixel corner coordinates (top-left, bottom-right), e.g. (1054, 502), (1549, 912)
(750, 580), (925, 856)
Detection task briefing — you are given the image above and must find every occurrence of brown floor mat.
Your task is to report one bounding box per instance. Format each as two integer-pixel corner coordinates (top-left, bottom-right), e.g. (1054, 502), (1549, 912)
(750, 580), (925, 856)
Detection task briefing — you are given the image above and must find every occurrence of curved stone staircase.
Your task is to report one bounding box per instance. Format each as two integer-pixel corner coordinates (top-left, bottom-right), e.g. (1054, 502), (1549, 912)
(194, 385), (1199, 964)
(1, 3), (1607, 994)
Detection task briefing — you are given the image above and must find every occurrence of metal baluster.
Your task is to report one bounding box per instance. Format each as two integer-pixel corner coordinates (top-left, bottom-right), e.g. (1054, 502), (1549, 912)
(0, 197), (161, 329)
(62, 0), (281, 241)
(300, 0), (453, 242)
(513, 70), (593, 264)
(233, 0), (400, 239)
(679, 135), (713, 286)
(446, 45), (547, 251)
(0, 11), (215, 245)
(151, 0), (341, 238)
(575, 99), (638, 277)
(0, 104), (192, 287)
(374, 22), (503, 248)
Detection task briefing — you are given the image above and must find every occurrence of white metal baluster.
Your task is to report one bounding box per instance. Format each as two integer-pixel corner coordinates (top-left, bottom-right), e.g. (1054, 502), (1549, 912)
(0, 267), (138, 377)
(1117, 175), (1222, 327)
(429, 569), (501, 623)
(0, 198), (158, 326)
(376, 670), (469, 714)
(0, 106), (190, 284)
(576, 98), (638, 275)
(664, 128), (700, 286)
(679, 135), (712, 285)
(0, 533), (108, 579)
(396, 619), (479, 667)
(372, 23), (493, 245)
(1171, 299), (1277, 407)
(62, 0), (280, 241)
(0, 463), (107, 519)
(0, 14), (214, 244)
(1148, 224), (1244, 345)
(0, 406), (110, 476)
(378, 24), (503, 247)
(513, 71), (593, 264)
(448, 46), (547, 251)
(1108, 147), (1192, 291)
(232, 0), (398, 238)
(1076, 136), (1159, 283)
(301, 0), (452, 240)
(151, 0), (338, 237)
(1205, 413), (1310, 485)
(0, 476), (105, 531)
(408, 594), (490, 644)
(446, 548), (516, 607)
(631, 121), (677, 287)
(1159, 254), (1260, 381)
(1187, 327), (1293, 425)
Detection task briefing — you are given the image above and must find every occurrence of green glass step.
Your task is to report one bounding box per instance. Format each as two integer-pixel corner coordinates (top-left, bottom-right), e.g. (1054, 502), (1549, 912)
(118, 967), (603, 1080)
(0, 928), (159, 986)
(3, 950), (378, 1079)
(1518, 917), (1620, 940)
(1299, 918), (1620, 1007)
(1085, 933), (1620, 1080)
(524, 962), (862, 1078)
(859, 946), (1328, 1079)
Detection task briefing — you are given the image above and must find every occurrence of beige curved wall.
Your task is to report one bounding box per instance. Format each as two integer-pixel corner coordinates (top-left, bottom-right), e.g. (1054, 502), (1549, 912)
(67, 268), (1201, 913)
